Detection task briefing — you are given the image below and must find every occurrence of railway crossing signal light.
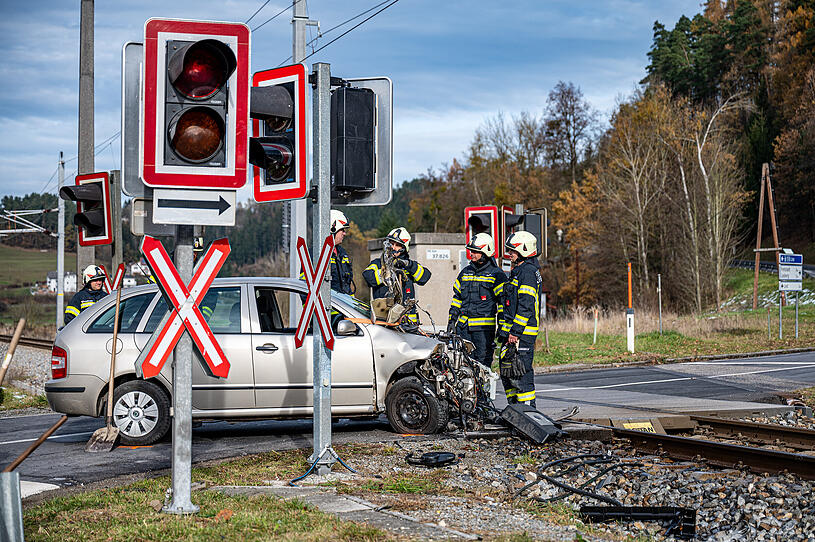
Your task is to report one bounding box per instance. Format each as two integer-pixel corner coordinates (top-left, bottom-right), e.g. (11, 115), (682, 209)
(504, 212), (545, 259)
(464, 206), (498, 260)
(250, 64), (308, 202)
(60, 172), (113, 246)
(142, 19), (250, 189)
(331, 86), (376, 195)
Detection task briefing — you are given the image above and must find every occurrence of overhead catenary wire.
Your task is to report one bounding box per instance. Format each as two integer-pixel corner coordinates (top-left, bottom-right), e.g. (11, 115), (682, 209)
(39, 132), (121, 195)
(245, 0), (273, 24)
(276, 0), (401, 67)
(252, 0), (300, 33)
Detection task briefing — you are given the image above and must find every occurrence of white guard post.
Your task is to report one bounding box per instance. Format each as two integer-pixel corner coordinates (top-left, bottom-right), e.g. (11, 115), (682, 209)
(626, 308), (635, 353)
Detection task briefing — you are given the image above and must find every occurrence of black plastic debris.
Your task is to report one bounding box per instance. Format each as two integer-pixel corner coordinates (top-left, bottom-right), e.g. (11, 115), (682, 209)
(500, 404), (567, 444)
(579, 506), (696, 539)
(405, 451), (460, 468)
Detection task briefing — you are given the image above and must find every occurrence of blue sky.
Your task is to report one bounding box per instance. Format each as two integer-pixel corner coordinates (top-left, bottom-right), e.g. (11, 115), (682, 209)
(0, 0), (701, 200)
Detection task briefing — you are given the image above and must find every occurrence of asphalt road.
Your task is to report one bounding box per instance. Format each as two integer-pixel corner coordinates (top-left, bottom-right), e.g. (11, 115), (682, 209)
(2, 351), (814, 493)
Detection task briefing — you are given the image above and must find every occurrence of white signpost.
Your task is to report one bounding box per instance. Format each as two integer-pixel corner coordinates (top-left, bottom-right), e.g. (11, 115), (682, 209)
(778, 253), (803, 338)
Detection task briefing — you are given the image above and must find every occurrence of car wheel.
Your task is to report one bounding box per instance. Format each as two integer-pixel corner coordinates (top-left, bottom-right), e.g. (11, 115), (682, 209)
(385, 377), (445, 434)
(111, 380), (171, 445)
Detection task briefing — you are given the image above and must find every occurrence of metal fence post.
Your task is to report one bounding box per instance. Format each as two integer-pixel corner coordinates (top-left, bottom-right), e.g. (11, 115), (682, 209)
(0, 472), (24, 542)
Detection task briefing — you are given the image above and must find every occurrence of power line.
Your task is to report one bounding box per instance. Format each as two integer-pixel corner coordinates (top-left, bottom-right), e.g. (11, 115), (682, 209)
(252, 0), (298, 32)
(301, 0), (400, 62)
(246, 0), (273, 24)
(307, 0), (392, 47)
(276, 0), (399, 68)
(40, 133), (122, 195)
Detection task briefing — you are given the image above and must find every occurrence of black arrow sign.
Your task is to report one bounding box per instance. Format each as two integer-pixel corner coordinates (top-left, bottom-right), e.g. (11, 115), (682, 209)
(157, 196), (231, 215)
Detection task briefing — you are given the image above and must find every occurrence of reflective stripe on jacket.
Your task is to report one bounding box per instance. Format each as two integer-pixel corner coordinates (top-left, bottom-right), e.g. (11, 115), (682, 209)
(449, 258), (506, 329)
(64, 285), (108, 324)
(500, 258), (542, 339)
(363, 256), (431, 322)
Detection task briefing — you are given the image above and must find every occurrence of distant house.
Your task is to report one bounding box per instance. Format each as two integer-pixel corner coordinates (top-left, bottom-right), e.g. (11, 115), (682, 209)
(47, 271), (77, 293)
(123, 276), (137, 288)
(129, 262), (146, 276)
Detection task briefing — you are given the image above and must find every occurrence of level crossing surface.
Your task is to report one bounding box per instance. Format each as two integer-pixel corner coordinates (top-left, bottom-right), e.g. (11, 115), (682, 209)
(2, 352), (814, 497)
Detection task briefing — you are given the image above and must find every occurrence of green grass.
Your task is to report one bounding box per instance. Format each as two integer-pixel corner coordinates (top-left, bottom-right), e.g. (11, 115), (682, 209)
(0, 386), (49, 410)
(24, 475), (393, 542)
(0, 244), (71, 287)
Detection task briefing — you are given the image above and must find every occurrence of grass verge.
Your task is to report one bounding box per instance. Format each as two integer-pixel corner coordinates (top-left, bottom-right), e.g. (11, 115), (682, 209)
(0, 385), (48, 411)
(24, 475), (393, 542)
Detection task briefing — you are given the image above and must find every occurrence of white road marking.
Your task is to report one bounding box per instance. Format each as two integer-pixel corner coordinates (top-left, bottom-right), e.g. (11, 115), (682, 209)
(542, 363), (815, 393)
(0, 431), (94, 446)
(689, 361), (815, 366)
(20, 480), (60, 498)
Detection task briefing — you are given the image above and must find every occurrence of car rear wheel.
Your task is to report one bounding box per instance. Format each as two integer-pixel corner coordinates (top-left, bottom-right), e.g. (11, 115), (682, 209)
(385, 377), (447, 434)
(111, 380), (171, 445)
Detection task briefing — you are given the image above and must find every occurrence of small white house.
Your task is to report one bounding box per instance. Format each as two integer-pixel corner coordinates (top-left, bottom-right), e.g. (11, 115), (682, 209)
(47, 271), (77, 293)
(123, 276), (137, 288)
(129, 262), (146, 276)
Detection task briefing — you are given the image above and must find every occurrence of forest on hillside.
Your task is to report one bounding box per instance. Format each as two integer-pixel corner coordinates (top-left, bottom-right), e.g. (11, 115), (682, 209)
(2, 1), (812, 313)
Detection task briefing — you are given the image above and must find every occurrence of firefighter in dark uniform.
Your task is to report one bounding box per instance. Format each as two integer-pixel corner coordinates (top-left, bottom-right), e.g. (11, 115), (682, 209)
(64, 265), (108, 324)
(447, 233), (506, 367)
(363, 227), (431, 325)
(329, 210), (354, 294)
(498, 231), (542, 407)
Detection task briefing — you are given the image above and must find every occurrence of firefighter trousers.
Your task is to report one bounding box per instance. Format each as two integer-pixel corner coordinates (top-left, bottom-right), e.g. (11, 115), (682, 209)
(499, 338), (536, 408)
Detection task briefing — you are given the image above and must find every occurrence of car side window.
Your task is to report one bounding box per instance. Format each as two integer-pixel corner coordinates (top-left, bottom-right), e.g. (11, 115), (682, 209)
(87, 293), (154, 333)
(254, 287), (285, 332)
(142, 287), (242, 334)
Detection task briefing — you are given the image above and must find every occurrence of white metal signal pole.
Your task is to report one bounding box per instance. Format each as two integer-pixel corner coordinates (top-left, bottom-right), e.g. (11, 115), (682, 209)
(310, 62), (335, 474)
(57, 153), (65, 328)
(164, 225), (198, 514)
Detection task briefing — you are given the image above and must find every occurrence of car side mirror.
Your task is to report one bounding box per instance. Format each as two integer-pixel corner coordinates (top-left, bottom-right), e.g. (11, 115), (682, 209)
(336, 319), (357, 336)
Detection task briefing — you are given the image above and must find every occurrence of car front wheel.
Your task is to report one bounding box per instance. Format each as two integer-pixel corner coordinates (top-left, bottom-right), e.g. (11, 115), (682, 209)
(385, 377), (447, 434)
(111, 380), (171, 445)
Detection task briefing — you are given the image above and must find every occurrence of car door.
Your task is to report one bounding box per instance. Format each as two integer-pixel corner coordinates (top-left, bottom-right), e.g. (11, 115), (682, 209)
(138, 285), (255, 411)
(87, 292), (155, 381)
(250, 286), (375, 412)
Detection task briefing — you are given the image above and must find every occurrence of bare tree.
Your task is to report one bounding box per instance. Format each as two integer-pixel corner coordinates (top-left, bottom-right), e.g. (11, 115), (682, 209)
(545, 81), (599, 186)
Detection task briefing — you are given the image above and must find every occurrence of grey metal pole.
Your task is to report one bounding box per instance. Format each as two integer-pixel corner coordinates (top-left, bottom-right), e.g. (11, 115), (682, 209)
(0, 472), (24, 542)
(57, 153), (65, 328)
(657, 273), (662, 335)
(163, 225), (198, 514)
(310, 62), (335, 474)
(77, 0), (95, 277)
(795, 292), (799, 339)
(767, 307), (770, 340)
(779, 299), (783, 340)
(111, 170), (123, 271)
(289, 0), (309, 325)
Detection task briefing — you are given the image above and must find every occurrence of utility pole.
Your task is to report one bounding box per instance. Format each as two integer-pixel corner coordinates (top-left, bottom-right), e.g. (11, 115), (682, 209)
(290, 0), (317, 323)
(77, 0), (95, 277)
(57, 153), (65, 328)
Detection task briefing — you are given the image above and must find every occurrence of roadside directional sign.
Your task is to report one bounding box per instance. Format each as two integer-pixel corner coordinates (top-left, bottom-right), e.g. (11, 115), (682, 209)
(136, 236), (231, 379)
(295, 235), (335, 350)
(779, 253), (803, 291)
(100, 263), (125, 293)
(152, 189), (236, 226)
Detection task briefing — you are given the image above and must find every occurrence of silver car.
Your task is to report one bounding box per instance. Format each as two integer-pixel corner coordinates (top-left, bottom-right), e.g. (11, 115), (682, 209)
(45, 278), (455, 445)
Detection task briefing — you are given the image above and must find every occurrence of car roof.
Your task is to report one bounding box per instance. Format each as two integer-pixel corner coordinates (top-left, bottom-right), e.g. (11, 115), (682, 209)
(114, 277), (368, 318)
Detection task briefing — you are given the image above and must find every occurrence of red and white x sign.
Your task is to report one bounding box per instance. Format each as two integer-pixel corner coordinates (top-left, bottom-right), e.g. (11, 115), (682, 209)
(295, 235), (335, 350)
(100, 263), (125, 293)
(139, 236), (231, 379)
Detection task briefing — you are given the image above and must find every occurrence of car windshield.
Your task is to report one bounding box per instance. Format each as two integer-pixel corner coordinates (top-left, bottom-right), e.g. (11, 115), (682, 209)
(332, 291), (371, 319)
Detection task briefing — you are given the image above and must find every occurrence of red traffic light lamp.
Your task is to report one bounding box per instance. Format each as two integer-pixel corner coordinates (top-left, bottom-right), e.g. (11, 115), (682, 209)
(142, 19), (249, 189)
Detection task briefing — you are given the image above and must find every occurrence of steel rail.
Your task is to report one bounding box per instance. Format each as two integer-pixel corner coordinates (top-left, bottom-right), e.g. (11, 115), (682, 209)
(690, 415), (815, 451)
(614, 428), (815, 480)
(0, 334), (53, 351)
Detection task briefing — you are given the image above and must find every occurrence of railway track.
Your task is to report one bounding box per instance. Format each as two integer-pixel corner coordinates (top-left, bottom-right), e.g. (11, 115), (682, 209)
(611, 416), (815, 480)
(0, 334), (53, 351)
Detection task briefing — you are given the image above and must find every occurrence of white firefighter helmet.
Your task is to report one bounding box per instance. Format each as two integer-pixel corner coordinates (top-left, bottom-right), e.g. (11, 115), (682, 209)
(330, 210), (350, 234)
(505, 231), (537, 258)
(83, 265), (105, 284)
(386, 227), (411, 251)
(466, 232), (495, 258)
